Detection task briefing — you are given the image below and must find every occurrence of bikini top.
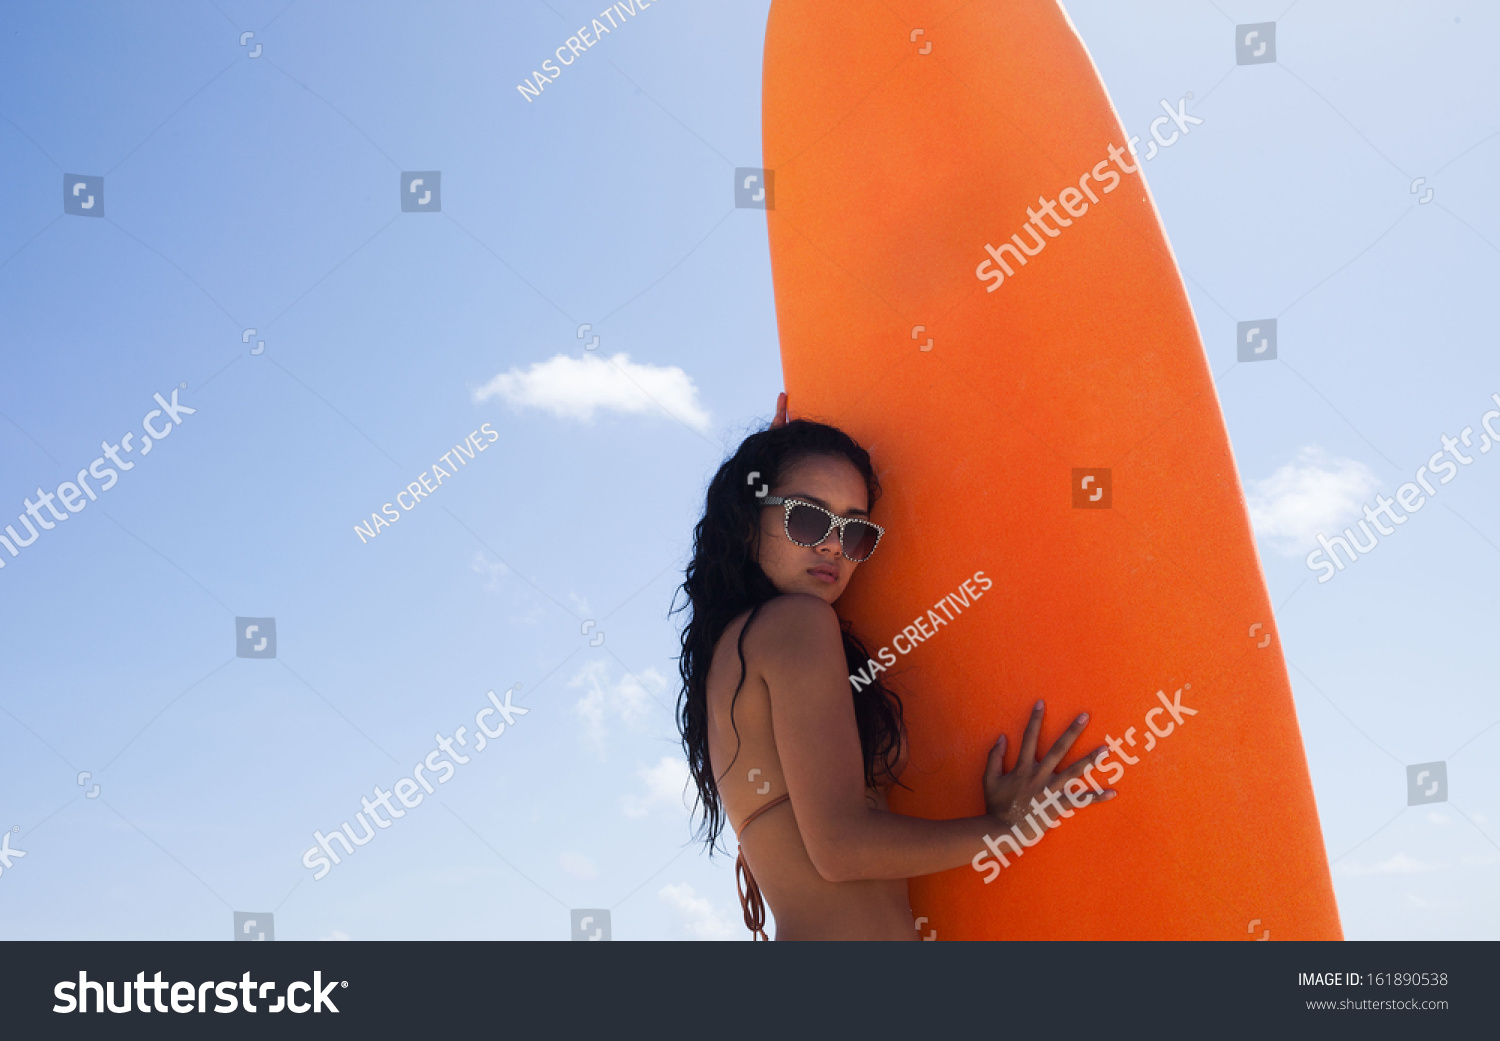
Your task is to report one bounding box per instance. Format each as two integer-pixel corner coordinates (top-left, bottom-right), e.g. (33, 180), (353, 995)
(733, 792), (790, 941)
(736, 792), (790, 836)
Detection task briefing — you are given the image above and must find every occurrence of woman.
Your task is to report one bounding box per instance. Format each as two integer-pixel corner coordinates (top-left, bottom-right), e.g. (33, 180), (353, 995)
(675, 394), (1116, 940)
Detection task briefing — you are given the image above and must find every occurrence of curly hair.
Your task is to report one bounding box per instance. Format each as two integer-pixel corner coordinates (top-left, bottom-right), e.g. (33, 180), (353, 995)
(672, 418), (906, 853)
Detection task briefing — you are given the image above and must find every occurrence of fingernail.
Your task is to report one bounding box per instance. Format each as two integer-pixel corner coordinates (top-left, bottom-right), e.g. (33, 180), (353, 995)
(1076, 712), (1089, 724)
(1034, 699), (1044, 710)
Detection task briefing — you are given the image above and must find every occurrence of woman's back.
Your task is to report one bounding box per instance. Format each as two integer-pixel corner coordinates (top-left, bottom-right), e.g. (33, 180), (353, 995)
(679, 406), (1115, 940)
(706, 599), (916, 941)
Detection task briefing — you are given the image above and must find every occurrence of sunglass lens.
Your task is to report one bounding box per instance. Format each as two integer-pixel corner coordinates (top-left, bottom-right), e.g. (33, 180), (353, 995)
(785, 504), (832, 545)
(842, 521), (880, 561)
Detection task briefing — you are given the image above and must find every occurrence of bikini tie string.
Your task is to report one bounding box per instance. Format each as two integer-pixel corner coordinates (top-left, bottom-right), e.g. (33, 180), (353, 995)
(735, 849), (770, 941)
(732, 792), (790, 941)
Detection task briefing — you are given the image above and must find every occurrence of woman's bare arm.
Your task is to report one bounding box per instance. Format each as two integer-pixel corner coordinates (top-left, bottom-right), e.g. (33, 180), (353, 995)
(747, 593), (1113, 882)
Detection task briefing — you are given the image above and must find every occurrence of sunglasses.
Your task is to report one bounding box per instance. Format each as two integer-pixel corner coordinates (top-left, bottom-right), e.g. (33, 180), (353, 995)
(762, 496), (885, 562)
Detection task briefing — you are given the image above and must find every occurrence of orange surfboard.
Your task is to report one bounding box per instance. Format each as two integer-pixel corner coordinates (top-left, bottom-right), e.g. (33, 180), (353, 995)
(762, 0), (1341, 939)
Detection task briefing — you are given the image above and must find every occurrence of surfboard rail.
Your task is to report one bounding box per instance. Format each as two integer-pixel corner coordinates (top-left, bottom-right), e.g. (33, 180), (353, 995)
(763, 0), (1342, 940)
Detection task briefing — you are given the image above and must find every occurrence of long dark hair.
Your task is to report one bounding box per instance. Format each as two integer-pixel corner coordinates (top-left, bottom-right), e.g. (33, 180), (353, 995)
(673, 418), (906, 853)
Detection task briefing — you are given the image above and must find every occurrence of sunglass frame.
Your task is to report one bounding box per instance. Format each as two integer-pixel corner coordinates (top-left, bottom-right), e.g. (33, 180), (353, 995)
(761, 496), (885, 561)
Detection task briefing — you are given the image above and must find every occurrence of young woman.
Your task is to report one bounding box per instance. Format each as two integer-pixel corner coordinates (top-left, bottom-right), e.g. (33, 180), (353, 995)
(675, 394), (1116, 941)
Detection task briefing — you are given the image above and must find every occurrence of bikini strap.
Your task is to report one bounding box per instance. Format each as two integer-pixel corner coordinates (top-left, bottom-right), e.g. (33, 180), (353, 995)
(733, 793), (789, 941)
(735, 849), (769, 941)
(735, 792), (790, 836)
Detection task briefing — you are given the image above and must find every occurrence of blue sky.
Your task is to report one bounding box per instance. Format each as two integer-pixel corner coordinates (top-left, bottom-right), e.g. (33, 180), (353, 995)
(1, 0), (1496, 941)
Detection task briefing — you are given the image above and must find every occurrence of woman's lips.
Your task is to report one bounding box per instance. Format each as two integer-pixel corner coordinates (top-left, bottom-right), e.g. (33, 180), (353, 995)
(807, 565), (839, 583)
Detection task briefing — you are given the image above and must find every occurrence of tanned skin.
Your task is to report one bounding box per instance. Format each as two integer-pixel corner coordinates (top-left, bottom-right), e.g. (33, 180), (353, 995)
(705, 393), (1115, 940)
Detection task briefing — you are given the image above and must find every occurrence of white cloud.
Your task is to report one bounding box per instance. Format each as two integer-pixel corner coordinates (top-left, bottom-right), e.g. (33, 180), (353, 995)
(568, 592), (594, 618)
(621, 756), (693, 819)
(1334, 852), (1445, 876)
(569, 659), (669, 758)
(319, 929), (351, 941)
(470, 551), (510, 592)
(658, 882), (736, 940)
(472, 352), (711, 432)
(558, 851), (600, 880)
(1247, 447), (1381, 555)
(470, 551), (548, 624)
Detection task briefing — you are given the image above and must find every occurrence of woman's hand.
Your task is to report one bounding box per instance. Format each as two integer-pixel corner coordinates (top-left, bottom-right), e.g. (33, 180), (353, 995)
(983, 699), (1115, 827)
(771, 391), (788, 428)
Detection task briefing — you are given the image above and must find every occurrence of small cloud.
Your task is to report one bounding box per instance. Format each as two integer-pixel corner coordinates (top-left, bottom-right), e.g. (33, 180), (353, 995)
(1334, 852), (1444, 876)
(558, 852), (600, 880)
(1247, 447), (1382, 555)
(621, 756), (693, 819)
(471, 551), (510, 592)
(319, 929), (351, 941)
(658, 882), (736, 940)
(569, 660), (669, 758)
(472, 551), (549, 624)
(472, 352), (711, 432)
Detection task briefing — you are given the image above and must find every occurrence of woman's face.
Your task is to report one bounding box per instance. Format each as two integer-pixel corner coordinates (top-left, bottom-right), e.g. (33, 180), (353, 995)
(754, 453), (872, 604)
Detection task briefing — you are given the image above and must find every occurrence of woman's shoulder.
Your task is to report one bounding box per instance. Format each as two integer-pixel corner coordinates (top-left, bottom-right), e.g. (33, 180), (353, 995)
(754, 593), (840, 635)
(713, 594), (841, 660)
(740, 594), (843, 662)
